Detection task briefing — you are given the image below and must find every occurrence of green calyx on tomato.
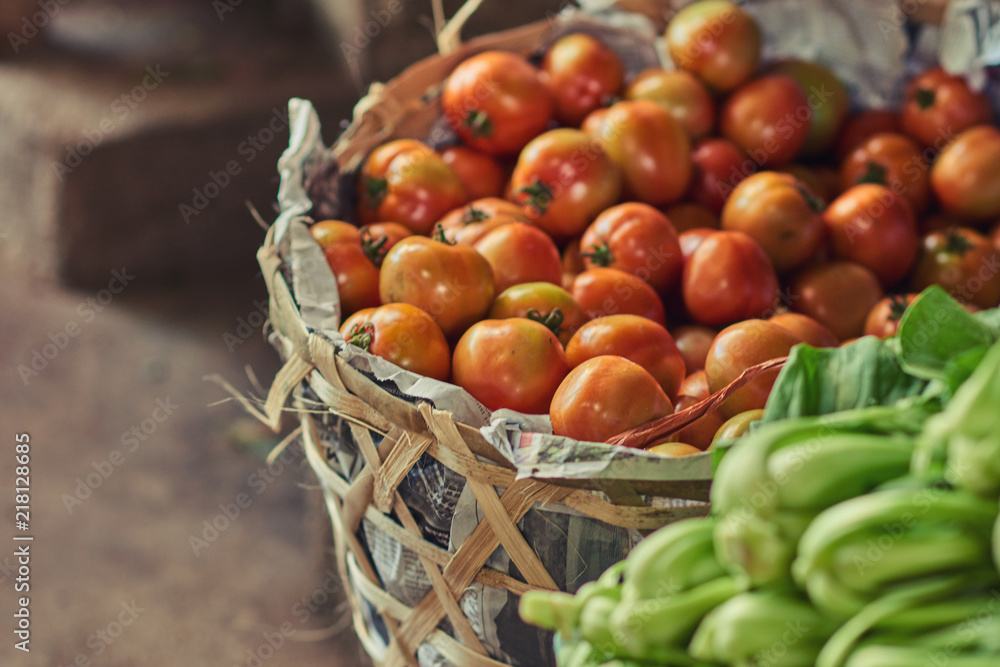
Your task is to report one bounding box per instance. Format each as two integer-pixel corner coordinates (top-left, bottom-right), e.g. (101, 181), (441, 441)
(914, 88), (935, 110)
(580, 242), (613, 267)
(360, 229), (389, 266)
(526, 308), (565, 337)
(464, 110), (493, 139)
(944, 229), (974, 255)
(856, 161), (888, 187)
(796, 184), (826, 214)
(462, 206), (489, 224)
(888, 294), (910, 322)
(346, 322), (375, 350)
(363, 177), (388, 209)
(517, 178), (555, 215)
(432, 223), (457, 246)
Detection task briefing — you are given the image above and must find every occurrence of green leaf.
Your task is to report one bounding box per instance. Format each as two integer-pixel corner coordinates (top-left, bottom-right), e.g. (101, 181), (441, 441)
(974, 307), (1000, 332)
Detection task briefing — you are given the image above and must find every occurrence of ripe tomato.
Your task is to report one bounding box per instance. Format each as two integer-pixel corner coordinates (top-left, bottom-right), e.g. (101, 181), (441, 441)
(863, 294), (917, 338)
(562, 237), (586, 290)
(437, 197), (529, 245)
(688, 138), (752, 213)
(931, 125), (1000, 221)
(565, 314), (686, 400)
(683, 231), (779, 326)
(379, 232), (495, 340)
(310, 220), (381, 316)
(823, 184), (919, 286)
(646, 442), (703, 457)
(779, 164), (840, 203)
(672, 324), (718, 374)
(585, 100), (692, 205)
(453, 319), (569, 414)
(678, 368), (711, 399)
(790, 261), (884, 341)
(625, 69), (715, 140)
(766, 59), (850, 157)
(440, 146), (507, 200)
(900, 67), (993, 148)
(358, 222), (412, 267)
(338, 303), (451, 381)
(920, 213), (964, 236)
(720, 75), (810, 168)
(679, 227), (717, 261)
(550, 355), (673, 444)
(721, 171), (825, 273)
(662, 203), (719, 232)
(835, 109), (901, 162)
(542, 32), (624, 126)
(666, 0), (761, 92)
(488, 282), (588, 347)
(474, 222), (562, 294)
(768, 312), (838, 348)
(992, 220), (1000, 253)
(669, 371), (725, 450)
(839, 133), (930, 215)
(442, 51), (554, 155)
(704, 319), (802, 418)
(357, 140), (467, 234)
(580, 203), (684, 294)
(910, 227), (1000, 309)
(510, 128), (622, 239)
(570, 267), (667, 325)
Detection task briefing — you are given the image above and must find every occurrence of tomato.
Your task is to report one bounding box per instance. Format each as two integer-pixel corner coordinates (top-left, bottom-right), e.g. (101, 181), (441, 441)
(688, 138), (752, 213)
(920, 213), (964, 236)
(310, 220), (381, 316)
(768, 312), (838, 348)
(789, 261), (884, 341)
(646, 442), (702, 457)
(931, 125), (1000, 222)
(489, 282), (588, 346)
(720, 75), (810, 168)
(453, 319), (569, 414)
(561, 237), (586, 290)
(835, 109), (900, 162)
(510, 128), (623, 239)
(542, 32), (624, 126)
(585, 100), (692, 205)
(839, 132), (930, 215)
(580, 203), (684, 294)
(358, 222), (412, 266)
(672, 324), (718, 374)
(550, 355), (673, 443)
(669, 372), (725, 450)
(779, 164), (840, 203)
(683, 231), (779, 326)
(721, 171), (825, 273)
(992, 220), (1000, 253)
(704, 319), (802, 418)
(570, 267), (667, 325)
(863, 294), (917, 338)
(474, 222), (562, 294)
(379, 231), (495, 340)
(766, 59), (850, 157)
(437, 197), (529, 245)
(823, 184), (919, 286)
(662, 203), (719, 232)
(678, 368), (711, 400)
(442, 51), (554, 155)
(900, 67), (993, 148)
(666, 0), (761, 92)
(910, 227), (1000, 309)
(338, 303), (451, 381)
(440, 146), (507, 200)
(625, 69), (715, 140)
(712, 409), (764, 443)
(679, 227), (717, 261)
(358, 140), (467, 234)
(566, 314), (686, 400)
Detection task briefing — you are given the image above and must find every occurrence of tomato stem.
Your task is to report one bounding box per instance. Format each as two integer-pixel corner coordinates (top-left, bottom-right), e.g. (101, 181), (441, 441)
(944, 229), (974, 255)
(580, 242), (613, 266)
(347, 323), (375, 351)
(795, 183), (826, 213)
(857, 160), (888, 186)
(462, 206), (488, 225)
(360, 229), (389, 266)
(526, 308), (564, 336)
(914, 88), (936, 110)
(517, 179), (554, 215)
(363, 177), (387, 209)
(464, 110), (493, 139)
(888, 294), (910, 322)
(432, 223), (456, 245)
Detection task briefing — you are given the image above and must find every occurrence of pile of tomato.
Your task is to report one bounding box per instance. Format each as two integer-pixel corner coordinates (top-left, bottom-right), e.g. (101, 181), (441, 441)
(310, 0), (1000, 456)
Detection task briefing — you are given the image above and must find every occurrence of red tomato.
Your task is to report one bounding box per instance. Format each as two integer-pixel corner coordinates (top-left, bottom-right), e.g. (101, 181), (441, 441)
(570, 267), (667, 325)
(679, 227), (717, 261)
(992, 220), (1000, 253)
(442, 51), (554, 155)
(565, 315), (686, 400)
(931, 125), (1000, 222)
(662, 203), (720, 232)
(585, 100), (692, 205)
(561, 237), (586, 290)
(666, 0), (761, 92)
(510, 128), (623, 239)
(920, 213), (965, 236)
(779, 164), (839, 203)
(900, 67), (993, 148)
(824, 184), (919, 286)
(338, 303), (451, 381)
(839, 133), (930, 215)
(550, 355), (674, 443)
(910, 227), (1000, 309)
(379, 232), (495, 340)
(580, 203), (684, 294)
(721, 171), (826, 273)
(863, 294), (918, 339)
(625, 69), (715, 140)
(669, 392), (725, 451)
(835, 109), (901, 162)
(768, 312), (838, 348)
(358, 222), (412, 267)
(766, 59), (850, 157)
(672, 324), (718, 374)
(683, 231), (779, 326)
(704, 319), (802, 418)
(310, 220), (381, 316)
(542, 32), (624, 126)
(488, 282), (588, 347)
(453, 319), (569, 414)
(688, 138), (753, 213)
(678, 368), (711, 399)
(789, 261), (884, 341)
(440, 146), (507, 200)
(437, 197), (530, 245)
(474, 222), (562, 294)
(357, 140), (467, 234)
(720, 75), (810, 168)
